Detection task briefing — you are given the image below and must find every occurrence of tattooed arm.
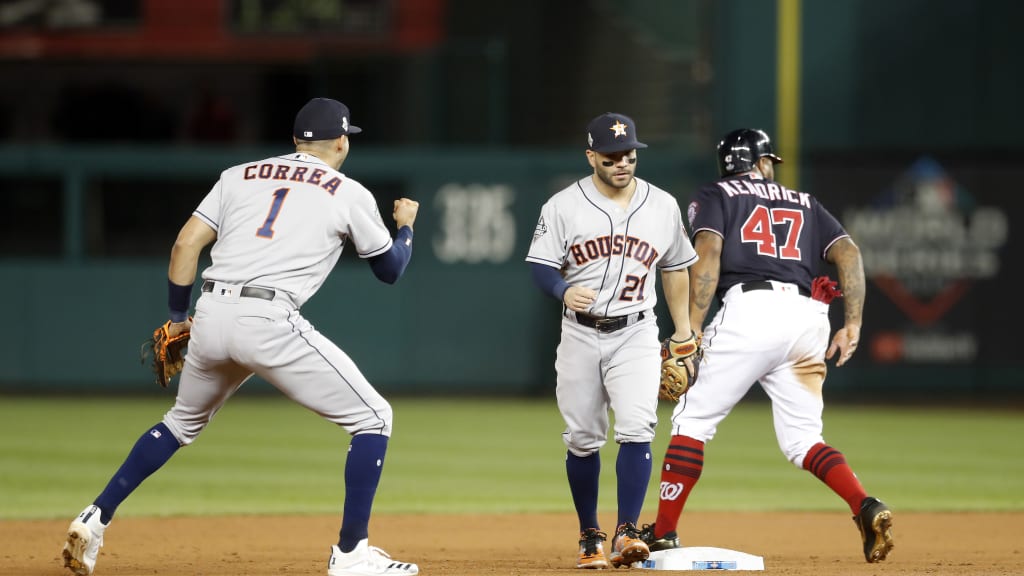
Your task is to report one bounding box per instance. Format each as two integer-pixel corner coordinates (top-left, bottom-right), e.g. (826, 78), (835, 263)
(825, 237), (865, 367)
(688, 230), (723, 339)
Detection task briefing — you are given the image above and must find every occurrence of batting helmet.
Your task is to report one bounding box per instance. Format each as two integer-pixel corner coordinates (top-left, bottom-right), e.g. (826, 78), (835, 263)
(716, 129), (783, 177)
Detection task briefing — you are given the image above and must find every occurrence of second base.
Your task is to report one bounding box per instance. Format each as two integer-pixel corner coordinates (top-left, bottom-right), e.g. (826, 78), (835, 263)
(635, 547), (765, 570)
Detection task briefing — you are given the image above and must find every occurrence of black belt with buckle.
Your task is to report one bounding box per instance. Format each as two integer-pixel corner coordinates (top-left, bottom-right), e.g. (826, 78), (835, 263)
(741, 280), (810, 298)
(202, 280), (276, 301)
(573, 311), (645, 334)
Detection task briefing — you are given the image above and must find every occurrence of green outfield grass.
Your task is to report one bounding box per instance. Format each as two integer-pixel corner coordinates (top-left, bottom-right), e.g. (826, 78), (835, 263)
(1, 394), (1021, 520)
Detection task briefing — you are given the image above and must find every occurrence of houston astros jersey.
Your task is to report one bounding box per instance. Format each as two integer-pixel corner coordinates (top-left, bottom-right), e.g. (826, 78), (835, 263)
(194, 152), (393, 308)
(526, 176), (697, 317)
(687, 173), (848, 299)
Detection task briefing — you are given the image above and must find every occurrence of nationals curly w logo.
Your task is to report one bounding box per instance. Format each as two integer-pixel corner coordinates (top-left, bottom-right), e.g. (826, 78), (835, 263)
(660, 481), (684, 501)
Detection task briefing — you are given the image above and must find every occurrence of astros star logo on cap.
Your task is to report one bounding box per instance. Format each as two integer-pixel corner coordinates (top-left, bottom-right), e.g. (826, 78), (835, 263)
(611, 121), (628, 137)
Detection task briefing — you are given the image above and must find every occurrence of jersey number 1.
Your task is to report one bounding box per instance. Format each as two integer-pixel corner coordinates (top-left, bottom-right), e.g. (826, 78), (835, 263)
(740, 205), (803, 259)
(256, 188), (290, 239)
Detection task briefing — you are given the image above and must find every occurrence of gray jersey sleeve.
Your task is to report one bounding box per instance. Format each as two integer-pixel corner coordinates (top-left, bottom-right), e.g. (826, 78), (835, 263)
(346, 179), (394, 259)
(525, 197), (567, 269)
(657, 195), (698, 271)
(193, 177), (224, 230)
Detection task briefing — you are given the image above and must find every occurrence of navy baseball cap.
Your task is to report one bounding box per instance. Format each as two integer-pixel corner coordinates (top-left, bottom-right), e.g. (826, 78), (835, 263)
(293, 97), (362, 140)
(586, 112), (648, 154)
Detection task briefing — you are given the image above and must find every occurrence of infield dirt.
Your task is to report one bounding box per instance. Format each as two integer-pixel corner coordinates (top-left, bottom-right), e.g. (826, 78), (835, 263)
(4, 511), (1021, 575)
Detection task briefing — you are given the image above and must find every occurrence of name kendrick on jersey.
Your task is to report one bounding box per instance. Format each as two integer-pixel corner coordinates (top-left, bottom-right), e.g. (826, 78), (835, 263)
(570, 234), (658, 269)
(717, 179), (811, 208)
(244, 162), (342, 195)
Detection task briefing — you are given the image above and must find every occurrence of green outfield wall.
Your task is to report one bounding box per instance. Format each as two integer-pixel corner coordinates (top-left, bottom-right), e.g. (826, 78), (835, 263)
(0, 145), (1018, 396)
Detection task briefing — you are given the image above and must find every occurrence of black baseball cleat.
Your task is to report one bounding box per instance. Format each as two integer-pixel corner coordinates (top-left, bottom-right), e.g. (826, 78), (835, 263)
(639, 523), (681, 552)
(853, 497), (894, 563)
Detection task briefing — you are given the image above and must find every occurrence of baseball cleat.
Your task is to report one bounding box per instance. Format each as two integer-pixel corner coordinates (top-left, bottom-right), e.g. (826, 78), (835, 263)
(609, 522), (650, 568)
(853, 497), (894, 563)
(327, 540), (418, 576)
(639, 522), (681, 552)
(576, 528), (610, 569)
(62, 505), (108, 575)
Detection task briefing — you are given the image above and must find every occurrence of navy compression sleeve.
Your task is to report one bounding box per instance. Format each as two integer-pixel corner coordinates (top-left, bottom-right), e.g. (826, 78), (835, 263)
(368, 226), (413, 284)
(530, 262), (570, 301)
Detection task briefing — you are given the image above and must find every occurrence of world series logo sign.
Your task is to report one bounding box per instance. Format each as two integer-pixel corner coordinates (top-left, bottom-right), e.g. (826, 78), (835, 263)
(842, 157), (1008, 364)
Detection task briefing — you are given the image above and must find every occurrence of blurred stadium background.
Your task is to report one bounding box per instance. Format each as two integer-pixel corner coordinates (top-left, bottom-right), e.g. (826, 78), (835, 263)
(0, 0), (1021, 400)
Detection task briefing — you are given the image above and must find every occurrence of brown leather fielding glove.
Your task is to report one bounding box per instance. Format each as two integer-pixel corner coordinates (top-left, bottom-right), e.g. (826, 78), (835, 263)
(659, 332), (702, 402)
(141, 320), (191, 388)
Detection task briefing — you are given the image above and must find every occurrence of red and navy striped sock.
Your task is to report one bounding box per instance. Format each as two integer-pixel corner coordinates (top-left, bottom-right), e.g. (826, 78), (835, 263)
(654, 435), (704, 538)
(802, 442), (868, 514)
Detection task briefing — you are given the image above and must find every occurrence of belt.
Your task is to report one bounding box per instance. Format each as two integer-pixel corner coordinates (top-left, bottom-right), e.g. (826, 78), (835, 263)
(201, 280), (276, 301)
(741, 280), (810, 298)
(572, 311), (645, 334)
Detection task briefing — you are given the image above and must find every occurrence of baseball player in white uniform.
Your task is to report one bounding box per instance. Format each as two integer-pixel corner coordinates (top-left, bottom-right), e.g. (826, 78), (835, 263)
(526, 112), (698, 569)
(640, 128), (894, 564)
(62, 98), (420, 576)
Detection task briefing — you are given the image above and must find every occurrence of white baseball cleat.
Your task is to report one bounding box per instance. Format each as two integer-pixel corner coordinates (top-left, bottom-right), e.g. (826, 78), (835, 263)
(62, 505), (108, 575)
(328, 540), (419, 576)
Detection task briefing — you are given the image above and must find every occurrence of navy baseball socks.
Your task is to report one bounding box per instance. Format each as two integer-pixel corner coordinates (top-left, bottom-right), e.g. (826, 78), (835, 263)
(94, 422), (181, 522)
(566, 443), (652, 568)
(566, 452), (608, 569)
(566, 451), (601, 531)
(331, 434), (420, 575)
(65, 422), (180, 574)
(338, 434), (388, 552)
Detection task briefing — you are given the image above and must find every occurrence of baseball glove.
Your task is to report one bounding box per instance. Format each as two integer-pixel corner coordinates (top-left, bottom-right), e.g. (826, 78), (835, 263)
(141, 319), (192, 388)
(659, 332), (702, 402)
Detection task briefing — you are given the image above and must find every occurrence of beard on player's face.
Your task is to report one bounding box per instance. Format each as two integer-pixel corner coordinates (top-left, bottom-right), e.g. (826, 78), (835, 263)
(594, 153), (636, 189)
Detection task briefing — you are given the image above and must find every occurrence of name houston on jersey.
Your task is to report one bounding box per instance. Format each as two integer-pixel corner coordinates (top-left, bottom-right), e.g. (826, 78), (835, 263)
(569, 234), (659, 270)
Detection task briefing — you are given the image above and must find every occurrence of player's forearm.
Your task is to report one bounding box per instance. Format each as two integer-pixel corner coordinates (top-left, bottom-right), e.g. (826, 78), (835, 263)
(689, 233), (722, 331)
(661, 269), (693, 340)
(529, 262), (571, 301)
(368, 226), (414, 284)
(829, 238), (866, 327)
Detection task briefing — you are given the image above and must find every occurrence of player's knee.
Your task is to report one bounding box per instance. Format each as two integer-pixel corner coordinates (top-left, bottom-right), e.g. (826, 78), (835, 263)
(347, 401), (393, 436)
(563, 431), (605, 456)
(161, 414), (201, 446)
(782, 438), (822, 468)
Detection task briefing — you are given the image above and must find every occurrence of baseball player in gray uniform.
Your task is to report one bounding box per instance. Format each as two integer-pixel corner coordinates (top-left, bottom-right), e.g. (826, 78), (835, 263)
(526, 112), (698, 569)
(62, 98), (420, 576)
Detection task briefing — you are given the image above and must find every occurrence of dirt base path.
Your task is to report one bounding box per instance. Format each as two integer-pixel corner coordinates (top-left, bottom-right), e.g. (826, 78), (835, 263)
(4, 511), (1021, 575)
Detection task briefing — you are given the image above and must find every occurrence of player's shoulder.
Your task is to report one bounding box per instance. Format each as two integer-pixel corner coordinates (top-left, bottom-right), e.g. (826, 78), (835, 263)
(697, 175), (742, 196)
(634, 177), (677, 203)
(544, 177), (590, 205)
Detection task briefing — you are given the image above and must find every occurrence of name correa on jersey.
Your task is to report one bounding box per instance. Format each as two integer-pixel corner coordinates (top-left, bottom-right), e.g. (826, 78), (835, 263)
(717, 179), (811, 208)
(243, 162), (342, 195)
(569, 234), (658, 270)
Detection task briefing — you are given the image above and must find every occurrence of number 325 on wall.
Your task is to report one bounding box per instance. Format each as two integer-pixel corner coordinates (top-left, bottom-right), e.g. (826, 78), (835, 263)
(741, 205), (803, 260)
(433, 183), (516, 264)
